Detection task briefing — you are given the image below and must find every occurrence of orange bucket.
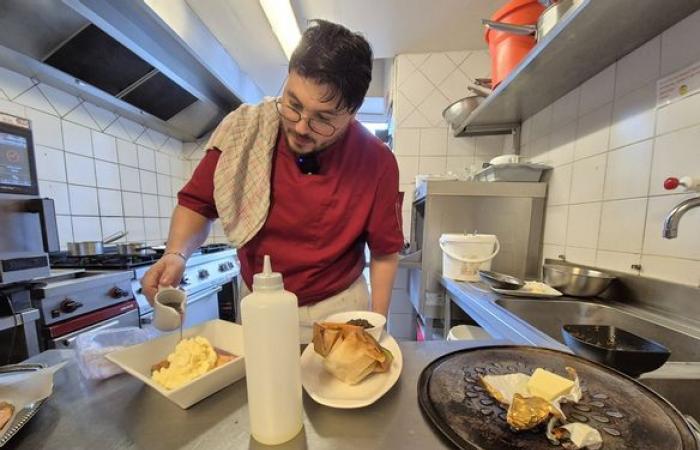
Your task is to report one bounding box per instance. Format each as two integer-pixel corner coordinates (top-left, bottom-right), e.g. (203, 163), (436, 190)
(484, 0), (544, 87)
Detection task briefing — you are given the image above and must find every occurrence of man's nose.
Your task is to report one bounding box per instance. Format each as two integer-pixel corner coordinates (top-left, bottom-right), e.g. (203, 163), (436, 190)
(294, 117), (312, 135)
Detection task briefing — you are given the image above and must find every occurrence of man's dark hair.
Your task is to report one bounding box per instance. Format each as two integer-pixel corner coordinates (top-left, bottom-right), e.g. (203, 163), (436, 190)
(289, 19), (373, 113)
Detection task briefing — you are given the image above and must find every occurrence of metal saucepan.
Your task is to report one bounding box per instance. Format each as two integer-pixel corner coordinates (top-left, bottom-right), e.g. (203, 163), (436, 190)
(482, 0), (580, 42)
(67, 230), (128, 256)
(115, 242), (155, 256)
(442, 94), (483, 131)
(543, 263), (616, 297)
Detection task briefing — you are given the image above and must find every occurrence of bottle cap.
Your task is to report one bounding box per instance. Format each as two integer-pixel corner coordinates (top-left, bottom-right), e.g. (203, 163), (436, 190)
(252, 255), (284, 291)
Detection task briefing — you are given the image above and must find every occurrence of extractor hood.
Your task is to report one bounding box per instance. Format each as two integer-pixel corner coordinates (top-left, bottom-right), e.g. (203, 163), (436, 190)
(0, 0), (244, 140)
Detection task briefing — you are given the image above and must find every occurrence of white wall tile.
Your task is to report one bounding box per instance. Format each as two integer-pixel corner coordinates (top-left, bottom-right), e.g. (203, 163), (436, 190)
(116, 139), (139, 167)
(35, 145), (66, 182)
(100, 217), (126, 242)
(170, 157), (185, 178)
(55, 215), (73, 249)
(417, 91), (450, 127)
(643, 193), (700, 260)
(158, 196), (173, 218)
(119, 165), (141, 192)
(530, 105), (552, 141)
(475, 135), (505, 158)
(615, 37), (660, 98)
(598, 198), (647, 253)
(566, 202), (602, 248)
(68, 185), (99, 216)
(547, 121), (576, 167)
(544, 205), (568, 245)
(83, 102), (117, 131)
(137, 146), (156, 171)
(157, 174), (172, 197)
(140, 170), (158, 195)
(579, 64), (616, 115)
(650, 123), (700, 196)
(38, 84), (80, 117)
(551, 87), (580, 128)
(569, 154), (607, 204)
(144, 218), (161, 241)
(419, 128), (447, 156)
(546, 163), (572, 206)
(155, 151), (171, 175)
(660, 9), (700, 76)
(25, 108), (63, 149)
(142, 194), (159, 217)
(0, 66), (33, 99)
(14, 86), (55, 115)
(65, 154), (96, 186)
(609, 82), (656, 150)
(447, 135), (475, 157)
(64, 104), (99, 130)
(604, 140), (653, 200)
(596, 250), (641, 275)
(656, 91), (700, 136)
(97, 189), (123, 217)
(170, 177), (184, 196)
(122, 191), (144, 217)
(564, 246), (597, 266)
(95, 160), (121, 190)
(38, 180), (70, 214)
(92, 131), (117, 162)
(418, 156), (446, 175)
(397, 156), (419, 184)
(542, 244), (565, 262)
(574, 103), (612, 159)
(72, 216), (101, 241)
(62, 121), (92, 156)
(640, 255), (700, 287)
(0, 98), (26, 118)
(159, 218), (171, 239)
(124, 217), (146, 243)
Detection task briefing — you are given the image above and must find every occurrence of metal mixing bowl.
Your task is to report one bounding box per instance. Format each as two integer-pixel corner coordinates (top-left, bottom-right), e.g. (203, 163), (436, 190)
(543, 264), (615, 297)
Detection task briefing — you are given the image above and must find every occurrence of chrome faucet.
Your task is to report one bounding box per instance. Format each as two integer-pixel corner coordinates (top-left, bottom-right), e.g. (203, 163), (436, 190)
(663, 196), (700, 239)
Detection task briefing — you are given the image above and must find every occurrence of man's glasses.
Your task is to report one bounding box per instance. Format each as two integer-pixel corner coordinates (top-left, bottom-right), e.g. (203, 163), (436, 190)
(275, 100), (337, 137)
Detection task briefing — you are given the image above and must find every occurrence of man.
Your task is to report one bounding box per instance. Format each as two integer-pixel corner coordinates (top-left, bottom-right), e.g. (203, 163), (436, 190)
(141, 19), (403, 342)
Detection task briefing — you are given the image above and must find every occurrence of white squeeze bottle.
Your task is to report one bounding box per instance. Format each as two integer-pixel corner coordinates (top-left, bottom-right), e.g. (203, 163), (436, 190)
(241, 255), (303, 445)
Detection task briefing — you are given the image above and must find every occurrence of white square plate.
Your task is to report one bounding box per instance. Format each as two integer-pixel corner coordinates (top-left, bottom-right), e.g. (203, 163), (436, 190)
(300, 333), (402, 409)
(106, 319), (245, 409)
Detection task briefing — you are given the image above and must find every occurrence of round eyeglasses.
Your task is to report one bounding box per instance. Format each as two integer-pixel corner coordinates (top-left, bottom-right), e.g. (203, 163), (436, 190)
(275, 100), (337, 137)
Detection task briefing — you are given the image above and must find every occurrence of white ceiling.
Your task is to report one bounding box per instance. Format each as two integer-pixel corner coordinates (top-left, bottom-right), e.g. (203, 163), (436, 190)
(187, 0), (508, 96)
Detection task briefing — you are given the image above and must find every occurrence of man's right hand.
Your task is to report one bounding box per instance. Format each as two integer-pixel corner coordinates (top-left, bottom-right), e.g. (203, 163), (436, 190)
(140, 254), (186, 305)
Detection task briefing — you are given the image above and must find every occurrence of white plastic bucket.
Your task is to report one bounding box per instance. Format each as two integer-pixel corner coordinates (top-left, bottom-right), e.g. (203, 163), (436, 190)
(439, 233), (500, 282)
(447, 325), (491, 341)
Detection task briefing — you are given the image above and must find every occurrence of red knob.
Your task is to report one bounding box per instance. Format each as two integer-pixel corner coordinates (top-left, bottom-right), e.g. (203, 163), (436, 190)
(664, 177), (680, 190)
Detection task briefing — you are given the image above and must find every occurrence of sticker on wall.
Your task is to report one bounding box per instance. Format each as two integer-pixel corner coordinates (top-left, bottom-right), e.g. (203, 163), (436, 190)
(657, 61), (700, 108)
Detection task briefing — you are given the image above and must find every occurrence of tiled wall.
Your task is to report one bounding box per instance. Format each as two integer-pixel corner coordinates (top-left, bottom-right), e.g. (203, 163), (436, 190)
(390, 50), (511, 239)
(0, 66), (190, 249)
(521, 11), (700, 287)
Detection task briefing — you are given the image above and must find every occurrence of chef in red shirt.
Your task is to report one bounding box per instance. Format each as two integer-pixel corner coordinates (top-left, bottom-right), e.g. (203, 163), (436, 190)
(141, 20), (403, 342)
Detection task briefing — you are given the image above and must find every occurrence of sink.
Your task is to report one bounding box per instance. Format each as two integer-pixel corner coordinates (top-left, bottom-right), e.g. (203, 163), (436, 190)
(495, 298), (700, 362)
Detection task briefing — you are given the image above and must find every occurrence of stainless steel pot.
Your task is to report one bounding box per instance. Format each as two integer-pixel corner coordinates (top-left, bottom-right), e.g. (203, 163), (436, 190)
(116, 242), (154, 256)
(442, 95), (483, 131)
(482, 0), (580, 42)
(67, 231), (128, 256)
(543, 263), (616, 297)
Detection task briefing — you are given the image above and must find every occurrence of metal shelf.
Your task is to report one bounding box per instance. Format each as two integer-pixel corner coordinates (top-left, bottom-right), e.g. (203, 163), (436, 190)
(456, 0), (700, 137)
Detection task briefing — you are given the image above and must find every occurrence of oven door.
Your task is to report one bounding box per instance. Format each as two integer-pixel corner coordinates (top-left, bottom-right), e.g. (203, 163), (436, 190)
(49, 307), (140, 349)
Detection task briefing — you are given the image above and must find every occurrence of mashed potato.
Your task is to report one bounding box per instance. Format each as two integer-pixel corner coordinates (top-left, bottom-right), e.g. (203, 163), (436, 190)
(152, 336), (218, 390)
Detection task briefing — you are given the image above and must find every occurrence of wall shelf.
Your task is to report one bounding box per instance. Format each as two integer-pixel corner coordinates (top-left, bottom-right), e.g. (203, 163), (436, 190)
(456, 0), (700, 137)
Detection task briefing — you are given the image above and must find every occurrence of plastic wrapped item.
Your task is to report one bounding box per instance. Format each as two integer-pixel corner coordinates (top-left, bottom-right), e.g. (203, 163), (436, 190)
(474, 163), (551, 182)
(75, 327), (150, 380)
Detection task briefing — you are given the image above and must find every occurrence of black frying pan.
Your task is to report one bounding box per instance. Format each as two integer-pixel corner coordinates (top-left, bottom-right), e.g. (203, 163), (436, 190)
(562, 324), (671, 378)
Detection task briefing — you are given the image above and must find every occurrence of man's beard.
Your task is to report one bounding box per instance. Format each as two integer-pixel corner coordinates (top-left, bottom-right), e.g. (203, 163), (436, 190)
(283, 127), (342, 154)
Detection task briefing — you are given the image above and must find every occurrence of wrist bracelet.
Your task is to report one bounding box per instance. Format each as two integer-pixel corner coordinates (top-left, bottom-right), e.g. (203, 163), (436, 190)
(163, 251), (187, 262)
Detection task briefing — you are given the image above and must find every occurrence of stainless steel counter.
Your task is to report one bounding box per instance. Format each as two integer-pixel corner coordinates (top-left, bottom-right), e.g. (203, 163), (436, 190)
(6, 340), (509, 450)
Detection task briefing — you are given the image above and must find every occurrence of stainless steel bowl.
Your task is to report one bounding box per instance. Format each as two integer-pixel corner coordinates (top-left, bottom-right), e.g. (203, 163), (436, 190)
(543, 264), (616, 297)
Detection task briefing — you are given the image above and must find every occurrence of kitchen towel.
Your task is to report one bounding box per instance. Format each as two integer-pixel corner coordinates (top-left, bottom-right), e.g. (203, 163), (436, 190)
(209, 97), (280, 247)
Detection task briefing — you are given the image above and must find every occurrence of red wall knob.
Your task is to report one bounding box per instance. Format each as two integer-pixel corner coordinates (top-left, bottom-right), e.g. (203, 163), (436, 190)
(664, 177), (680, 190)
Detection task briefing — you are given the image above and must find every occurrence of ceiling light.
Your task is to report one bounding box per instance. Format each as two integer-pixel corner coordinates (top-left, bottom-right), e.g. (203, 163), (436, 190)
(259, 0), (301, 60)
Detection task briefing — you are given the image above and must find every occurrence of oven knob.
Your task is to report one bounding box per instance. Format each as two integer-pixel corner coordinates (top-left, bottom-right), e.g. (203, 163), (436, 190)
(60, 299), (83, 313)
(180, 277), (190, 286)
(140, 316), (153, 325)
(219, 263), (227, 272)
(51, 309), (61, 318)
(109, 287), (129, 299)
(198, 269), (209, 280)
(227, 262), (235, 270)
(137, 287), (143, 295)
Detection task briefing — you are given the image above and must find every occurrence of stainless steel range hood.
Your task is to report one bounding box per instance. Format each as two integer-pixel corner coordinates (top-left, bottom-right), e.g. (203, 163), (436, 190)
(0, 0), (246, 140)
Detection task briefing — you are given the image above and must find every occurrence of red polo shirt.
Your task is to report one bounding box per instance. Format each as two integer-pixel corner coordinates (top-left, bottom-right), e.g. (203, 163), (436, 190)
(178, 121), (404, 306)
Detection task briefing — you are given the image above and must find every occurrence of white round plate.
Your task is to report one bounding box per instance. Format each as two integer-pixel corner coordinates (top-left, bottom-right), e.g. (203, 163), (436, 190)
(491, 281), (563, 298)
(300, 333), (402, 409)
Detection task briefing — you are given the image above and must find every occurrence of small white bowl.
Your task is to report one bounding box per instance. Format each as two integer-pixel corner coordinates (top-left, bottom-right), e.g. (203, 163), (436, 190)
(323, 310), (387, 341)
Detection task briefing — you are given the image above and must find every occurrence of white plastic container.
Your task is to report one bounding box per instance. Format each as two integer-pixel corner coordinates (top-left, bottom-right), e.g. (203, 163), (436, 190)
(241, 255), (303, 445)
(439, 233), (500, 282)
(474, 163), (551, 182)
(75, 327), (150, 380)
(447, 325), (491, 341)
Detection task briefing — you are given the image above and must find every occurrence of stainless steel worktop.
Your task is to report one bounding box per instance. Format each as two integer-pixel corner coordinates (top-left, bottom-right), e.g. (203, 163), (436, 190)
(6, 340), (508, 450)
